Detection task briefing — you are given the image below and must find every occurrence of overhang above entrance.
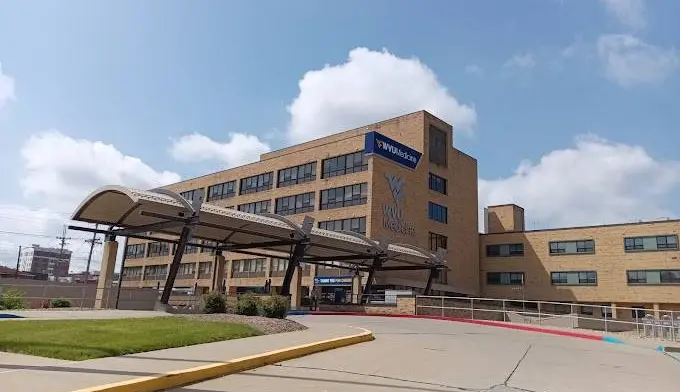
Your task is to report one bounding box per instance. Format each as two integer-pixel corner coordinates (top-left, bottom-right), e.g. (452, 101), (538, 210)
(70, 185), (447, 270)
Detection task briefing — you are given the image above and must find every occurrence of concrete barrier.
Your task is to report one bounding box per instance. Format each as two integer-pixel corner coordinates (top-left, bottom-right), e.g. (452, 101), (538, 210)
(70, 328), (375, 392)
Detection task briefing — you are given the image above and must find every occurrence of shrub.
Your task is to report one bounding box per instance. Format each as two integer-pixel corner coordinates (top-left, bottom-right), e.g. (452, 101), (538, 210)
(51, 298), (71, 308)
(236, 293), (260, 316)
(204, 292), (227, 314)
(261, 295), (289, 319)
(0, 289), (26, 310)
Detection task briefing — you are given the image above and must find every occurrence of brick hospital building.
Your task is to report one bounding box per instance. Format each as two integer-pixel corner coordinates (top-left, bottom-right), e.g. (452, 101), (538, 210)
(120, 111), (680, 316)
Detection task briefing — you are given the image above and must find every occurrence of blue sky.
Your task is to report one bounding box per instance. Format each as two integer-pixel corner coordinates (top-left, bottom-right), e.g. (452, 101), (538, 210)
(0, 0), (679, 268)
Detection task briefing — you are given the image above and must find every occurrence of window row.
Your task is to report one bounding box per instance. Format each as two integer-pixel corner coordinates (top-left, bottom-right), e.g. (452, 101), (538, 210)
(320, 183), (368, 210)
(485, 269), (680, 286)
(123, 262), (213, 280)
(318, 217), (367, 235)
(275, 192), (315, 216)
(486, 235), (679, 257)
(180, 152), (370, 201)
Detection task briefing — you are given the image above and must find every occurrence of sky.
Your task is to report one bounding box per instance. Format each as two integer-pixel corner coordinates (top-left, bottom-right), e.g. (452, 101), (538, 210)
(0, 0), (679, 271)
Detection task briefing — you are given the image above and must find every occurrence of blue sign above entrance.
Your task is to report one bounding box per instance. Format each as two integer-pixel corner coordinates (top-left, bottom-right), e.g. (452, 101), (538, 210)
(314, 276), (353, 286)
(364, 131), (422, 170)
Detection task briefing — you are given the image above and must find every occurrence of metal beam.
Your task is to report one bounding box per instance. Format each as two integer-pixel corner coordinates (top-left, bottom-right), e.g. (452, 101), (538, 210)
(114, 219), (189, 236)
(221, 240), (296, 251)
(361, 256), (384, 304)
(302, 254), (374, 262)
(160, 225), (193, 304)
(280, 242), (307, 296)
(378, 265), (446, 272)
(311, 261), (370, 272)
(424, 268), (438, 295)
(68, 225), (210, 250)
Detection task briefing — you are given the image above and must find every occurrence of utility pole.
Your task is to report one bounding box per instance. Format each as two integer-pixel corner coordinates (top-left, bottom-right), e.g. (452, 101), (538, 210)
(55, 226), (72, 279)
(84, 224), (102, 283)
(14, 245), (21, 279)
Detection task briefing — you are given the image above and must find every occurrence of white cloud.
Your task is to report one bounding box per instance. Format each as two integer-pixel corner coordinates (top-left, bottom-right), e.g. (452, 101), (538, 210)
(0, 62), (15, 109)
(20, 130), (181, 211)
(169, 132), (270, 168)
(504, 53), (536, 69)
(286, 47), (477, 144)
(0, 131), (182, 271)
(480, 135), (680, 229)
(465, 64), (484, 75)
(597, 34), (679, 87)
(600, 0), (647, 30)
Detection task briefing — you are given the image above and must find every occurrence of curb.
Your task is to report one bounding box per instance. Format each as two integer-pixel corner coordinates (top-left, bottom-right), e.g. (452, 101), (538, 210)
(70, 328), (374, 392)
(290, 311), (626, 344)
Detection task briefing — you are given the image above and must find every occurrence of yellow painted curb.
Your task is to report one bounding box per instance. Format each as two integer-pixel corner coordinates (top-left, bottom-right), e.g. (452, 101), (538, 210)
(71, 328), (374, 392)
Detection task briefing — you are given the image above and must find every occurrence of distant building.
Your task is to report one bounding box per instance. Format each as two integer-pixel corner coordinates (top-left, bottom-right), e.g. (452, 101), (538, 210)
(0, 265), (46, 280)
(20, 245), (72, 279)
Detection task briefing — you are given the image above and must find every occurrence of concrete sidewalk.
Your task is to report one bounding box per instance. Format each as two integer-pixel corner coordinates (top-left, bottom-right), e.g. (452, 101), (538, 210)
(0, 322), (361, 392)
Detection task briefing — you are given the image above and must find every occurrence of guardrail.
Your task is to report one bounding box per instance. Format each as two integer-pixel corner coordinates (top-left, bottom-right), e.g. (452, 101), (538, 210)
(415, 295), (679, 341)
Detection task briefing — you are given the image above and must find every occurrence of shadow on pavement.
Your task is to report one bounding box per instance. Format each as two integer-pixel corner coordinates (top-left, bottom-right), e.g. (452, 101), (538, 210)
(0, 363), (154, 377)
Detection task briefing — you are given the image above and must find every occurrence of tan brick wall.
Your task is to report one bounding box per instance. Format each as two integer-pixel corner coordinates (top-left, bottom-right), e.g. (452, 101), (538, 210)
(486, 204), (525, 234)
(121, 111), (482, 294)
(317, 296), (416, 315)
(480, 220), (680, 304)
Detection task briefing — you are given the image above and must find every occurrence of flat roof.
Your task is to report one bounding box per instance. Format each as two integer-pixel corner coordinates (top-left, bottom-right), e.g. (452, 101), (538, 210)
(70, 185), (446, 270)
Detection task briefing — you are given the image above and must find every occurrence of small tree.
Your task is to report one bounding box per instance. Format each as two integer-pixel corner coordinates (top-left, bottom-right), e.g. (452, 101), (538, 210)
(204, 292), (227, 314)
(236, 293), (260, 316)
(0, 289), (26, 310)
(261, 295), (289, 319)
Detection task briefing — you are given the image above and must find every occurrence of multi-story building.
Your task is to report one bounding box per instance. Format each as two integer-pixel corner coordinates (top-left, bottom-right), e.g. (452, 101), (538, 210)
(481, 204), (680, 318)
(120, 111), (480, 301)
(119, 110), (680, 312)
(20, 245), (72, 279)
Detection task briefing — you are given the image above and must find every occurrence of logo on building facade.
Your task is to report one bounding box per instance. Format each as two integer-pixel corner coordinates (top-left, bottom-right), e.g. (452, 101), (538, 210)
(364, 131), (422, 169)
(383, 174), (415, 236)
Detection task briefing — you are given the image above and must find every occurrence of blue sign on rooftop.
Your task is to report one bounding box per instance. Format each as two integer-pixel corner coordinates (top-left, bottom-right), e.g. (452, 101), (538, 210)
(364, 131), (422, 169)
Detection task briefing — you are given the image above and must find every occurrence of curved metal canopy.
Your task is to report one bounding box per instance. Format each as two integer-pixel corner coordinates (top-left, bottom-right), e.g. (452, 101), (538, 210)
(70, 185), (446, 269)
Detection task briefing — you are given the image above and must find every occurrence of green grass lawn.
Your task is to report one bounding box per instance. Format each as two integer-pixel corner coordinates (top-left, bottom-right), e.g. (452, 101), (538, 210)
(0, 316), (261, 361)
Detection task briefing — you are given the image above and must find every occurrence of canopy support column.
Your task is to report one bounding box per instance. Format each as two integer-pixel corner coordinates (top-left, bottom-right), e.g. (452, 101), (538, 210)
(424, 268), (438, 296)
(160, 226), (193, 304)
(361, 256), (384, 304)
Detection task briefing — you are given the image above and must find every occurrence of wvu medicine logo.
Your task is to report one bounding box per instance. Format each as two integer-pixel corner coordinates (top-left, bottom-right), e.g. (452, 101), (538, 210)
(385, 174), (405, 208)
(382, 173), (414, 236)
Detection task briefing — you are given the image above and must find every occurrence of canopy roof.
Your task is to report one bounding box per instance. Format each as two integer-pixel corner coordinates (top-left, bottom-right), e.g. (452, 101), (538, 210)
(70, 186), (446, 270)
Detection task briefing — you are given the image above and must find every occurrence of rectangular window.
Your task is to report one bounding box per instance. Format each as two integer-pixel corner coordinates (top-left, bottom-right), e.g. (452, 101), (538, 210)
(428, 202), (448, 224)
(231, 258), (266, 277)
(318, 217), (367, 235)
(182, 244), (200, 254)
(428, 125), (447, 166)
(278, 162), (317, 187)
(428, 173), (447, 194)
(624, 235), (678, 251)
(486, 272), (525, 285)
(486, 243), (524, 257)
(122, 266), (143, 277)
(321, 151), (368, 179)
(239, 172), (273, 195)
(627, 269), (680, 285)
(238, 200), (271, 214)
(207, 181), (236, 201)
(201, 240), (217, 255)
(428, 232), (448, 251)
(275, 192), (315, 216)
(179, 189), (201, 202)
(319, 183), (368, 210)
(198, 261), (212, 276)
(178, 263), (196, 276)
(147, 242), (170, 257)
(144, 264), (168, 279)
(125, 243), (146, 259)
(549, 240), (595, 255)
(550, 271), (597, 285)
